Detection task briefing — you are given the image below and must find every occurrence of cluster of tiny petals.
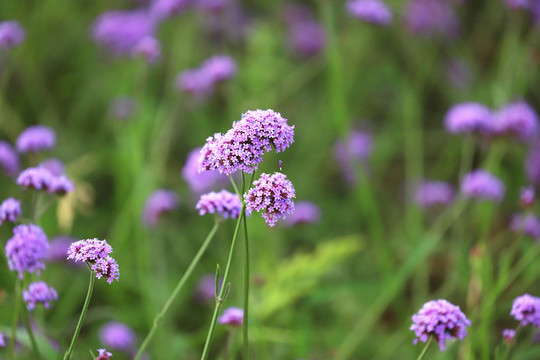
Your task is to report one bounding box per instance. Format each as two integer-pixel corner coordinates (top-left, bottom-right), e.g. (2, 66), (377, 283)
(16, 125), (56, 153)
(510, 294), (540, 327)
(91, 256), (120, 284)
(461, 169), (505, 202)
(444, 102), (492, 134)
(17, 166), (74, 195)
(484, 101), (539, 141)
(5, 224), (49, 278)
(0, 20), (25, 50)
(410, 299), (471, 351)
(414, 181), (455, 208)
(0, 197), (21, 224)
(95, 348), (113, 360)
(22, 281), (58, 311)
(218, 307), (244, 327)
(244, 172), (296, 227)
(196, 190), (242, 219)
(510, 213), (540, 239)
(67, 238), (113, 263)
(346, 0), (393, 25)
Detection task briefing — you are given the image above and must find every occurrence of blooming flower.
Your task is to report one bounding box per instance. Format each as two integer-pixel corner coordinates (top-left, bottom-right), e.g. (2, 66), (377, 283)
(150, 0), (190, 21)
(5, 224), (49, 278)
(405, 0), (459, 38)
(47, 236), (77, 263)
(520, 186), (535, 208)
(95, 348), (113, 360)
(461, 170), (505, 201)
(510, 213), (540, 239)
(176, 55), (237, 97)
(22, 281), (58, 311)
(92, 256), (120, 284)
(100, 322), (136, 351)
(0, 20), (25, 50)
(502, 328), (516, 343)
(444, 102), (492, 134)
(17, 167), (74, 195)
(488, 101), (539, 141)
(67, 239), (120, 284)
(39, 158), (65, 176)
(142, 189), (179, 227)
(16, 125), (56, 153)
(244, 172), (296, 227)
(283, 201), (321, 226)
(334, 130), (373, 184)
(0, 332), (4, 347)
(131, 36), (161, 63)
(0, 198), (21, 225)
(410, 299), (471, 351)
(182, 147), (227, 194)
(218, 307), (244, 327)
(511, 294), (540, 327)
(288, 21), (326, 57)
(414, 181), (455, 208)
(0, 141), (19, 176)
(201, 55), (238, 83)
(346, 0), (393, 25)
(196, 190), (242, 219)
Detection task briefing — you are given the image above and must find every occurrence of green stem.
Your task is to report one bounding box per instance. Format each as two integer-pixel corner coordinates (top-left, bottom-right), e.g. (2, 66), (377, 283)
(416, 337), (433, 360)
(134, 222), (220, 360)
(8, 278), (22, 360)
(21, 308), (41, 360)
(63, 269), (95, 360)
(200, 205), (246, 360)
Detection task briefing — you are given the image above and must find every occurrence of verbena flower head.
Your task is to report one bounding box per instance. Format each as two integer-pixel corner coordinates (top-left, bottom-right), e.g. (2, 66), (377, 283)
(526, 143), (540, 185)
(0, 198), (21, 224)
(176, 68), (214, 97)
(510, 213), (540, 240)
(414, 181), (455, 208)
(444, 102), (492, 134)
(50, 174), (75, 195)
(511, 293), (540, 327)
(182, 147), (227, 194)
(0, 332), (4, 347)
(142, 189), (179, 227)
(244, 172), (296, 227)
(95, 348), (113, 360)
(199, 109), (294, 175)
(22, 281), (58, 311)
(92, 256), (120, 284)
(410, 299), (471, 351)
(100, 322), (136, 351)
(202, 55), (237, 83)
(502, 329), (516, 343)
(346, 0), (393, 25)
(5, 224), (49, 278)
(16, 125), (56, 153)
(520, 186), (535, 208)
(405, 0), (459, 38)
(334, 130), (373, 184)
(284, 201), (321, 226)
(150, 0), (190, 21)
(17, 166), (74, 195)
(461, 170), (505, 202)
(131, 36), (161, 63)
(47, 236), (77, 263)
(196, 190), (242, 220)
(39, 158), (65, 176)
(0, 21), (25, 50)
(67, 238), (113, 263)
(0, 141), (19, 176)
(485, 101), (539, 141)
(218, 307), (244, 327)
(283, 5), (326, 58)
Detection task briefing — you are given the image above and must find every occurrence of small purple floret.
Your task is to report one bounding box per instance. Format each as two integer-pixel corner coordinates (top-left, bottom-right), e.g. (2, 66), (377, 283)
(346, 0), (393, 25)
(100, 322), (136, 351)
(461, 169), (505, 202)
(510, 213), (540, 239)
(0, 197), (21, 224)
(16, 125), (56, 153)
(284, 201), (321, 226)
(5, 224), (49, 278)
(176, 55), (237, 97)
(92, 256), (120, 284)
(218, 307), (244, 327)
(405, 0), (459, 38)
(486, 101), (538, 141)
(142, 189), (179, 227)
(39, 158), (65, 176)
(511, 294), (540, 327)
(17, 166), (74, 195)
(444, 102), (492, 134)
(22, 281), (58, 311)
(502, 328), (516, 343)
(95, 348), (113, 360)
(414, 181), (455, 208)
(0, 332), (4, 347)
(520, 186), (535, 208)
(67, 238), (113, 263)
(0, 21), (25, 50)
(334, 130), (373, 184)
(196, 190), (242, 219)
(0, 141), (19, 176)
(132, 36), (161, 63)
(150, 0), (190, 21)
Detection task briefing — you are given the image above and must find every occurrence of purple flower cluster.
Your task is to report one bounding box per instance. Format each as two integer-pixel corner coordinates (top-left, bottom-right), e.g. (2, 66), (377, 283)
(334, 130), (373, 184)
(461, 170), (505, 202)
(39, 158), (65, 176)
(0, 20), (25, 50)
(142, 189), (179, 227)
(520, 186), (535, 208)
(502, 328), (516, 343)
(5, 224), (49, 278)
(410, 299), (471, 351)
(244, 172), (296, 227)
(414, 181), (455, 208)
(444, 102), (492, 134)
(284, 201), (321, 226)
(346, 0), (393, 25)
(176, 55), (237, 97)
(405, 0), (459, 38)
(510, 213), (540, 239)
(196, 190), (242, 220)
(511, 294), (540, 327)
(283, 4), (326, 57)
(0, 141), (19, 176)
(100, 321), (136, 351)
(218, 307), (244, 327)
(199, 109), (294, 175)
(485, 101), (539, 141)
(182, 147), (227, 194)
(0, 198), (21, 224)
(0, 332), (4, 347)
(67, 239), (120, 284)
(16, 125), (56, 153)
(131, 36), (161, 63)
(22, 281), (58, 311)
(95, 349), (113, 360)
(17, 166), (74, 195)
(150, 0), (190, 21)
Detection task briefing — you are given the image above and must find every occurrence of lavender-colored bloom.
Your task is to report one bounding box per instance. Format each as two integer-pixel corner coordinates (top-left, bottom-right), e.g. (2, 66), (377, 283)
(196, 190), (242, 219)
(142, 189), (179, 227)
(526, 143), (540, 185)
(510, 213), (540, 239)
(244, 172), (296, 227)
(346, 0), (393, 25)
(0, 141), (19, 176)
(511, 294), (540, 327)
(67, 238), (113, 263)
(0, 198), (21, 224)
(100, 322), (136, 351)
(334, 130), (373, 184)
(131, 36), (161, 63)
(485, 101), (539, 141)
(176, 68), (214, 97)
(0, 21), (25, 50)
(502, 329), (516, 343)
(39, 158), (64, 176)
(96, 348), (113, 360)
(5, 224), (49, 278)
(17, 167), (54, 191)
(444, 102), (492, 134)
(288, 21), (326, 57)
(202, 55), (237, 82)
(520, 186), (535, 208)
(414, 181), (455, 208)
(47, 236), (77, 262)
(110, 97), (138, 120)
(16, 125), (56, 153)
(92, 10), (156, 56)
(199, 109), (295, 175)
(0, 332), (4, 347)
(284, 201), (320, 226)
(150, 0), (190, 21)
(218, 307), (244, 326)
(49, 175), (75, 195)
(410, 299), (471, 351)
(461, 170), (505, 201)
(196, 274), (222, 303)
(405, 0), (459, 38)
(22, 281), (58, 311)
(92, 256), (120, 284)
(182, 147), (227, 194)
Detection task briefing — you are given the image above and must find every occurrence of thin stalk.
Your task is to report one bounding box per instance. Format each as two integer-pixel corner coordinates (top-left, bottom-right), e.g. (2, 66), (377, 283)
(134, 222), (220, 360)
(200, 206), (246, 360)
(416, 337), (433, 360)
(242, 173), (250, 360)
(63, 269), (95, 360)
(21, 308), (41, 360)
(8, 278), (22, 360)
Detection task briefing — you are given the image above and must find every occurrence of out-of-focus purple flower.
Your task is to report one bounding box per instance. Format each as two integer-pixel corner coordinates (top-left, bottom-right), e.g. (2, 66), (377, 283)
(461, 169), (505, 201)
(182, 147), (227, 194)
(17, 166), (74, 195)
(485, 101), (539, 141)
(0, 332), (4, 347)
(334, 130), (373, 184)
(218, 307), (244, 326)
(50, 175), (75, 195)
(505, 0), (530, 9)
(202, 55), (237, 82)
(100, 322), (136, 351)
(244, 172), (295, 227)
(0, 141), (19, 177)
(405, 0), (459, 38)
(520, 186), (535, 208)
(0, 197), (21, 224)
(96, 348), (113, 360)
(22, 281), (58, 311)
(346, 0), (393, 25)
(150, 0), (190, 21)
(47, 236), (77, 262)
(92, 10), (156, 56)
(510, 213), (540, 239)
(142, 189), (179, 227)
(67, 238), (113, 263)
(16, 125), (56, 153)
(414, 181), (455, 208)
(410, 299), (471, 351)
(176, 68), (214, 97)
(199, 109), (294, 175)
(196, 0), (228, 12)
(5, 224), (49, 278)
(526, 143), (540, 185)
(502, 328), (516, 343)
(511, 293), (540, 327)
(131, 36), (161, 63)
(195, 274), (222, 303)
(445, 58), (472, 89)
(196, 190), (242, 219)
(444, 102), (492, 134)
(283, 201), (320, 226)
(0, 21), (25, 50)
(39, 158), (64, 176)
(110, 97), (138, 120)
(288, 21), (326, 57)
